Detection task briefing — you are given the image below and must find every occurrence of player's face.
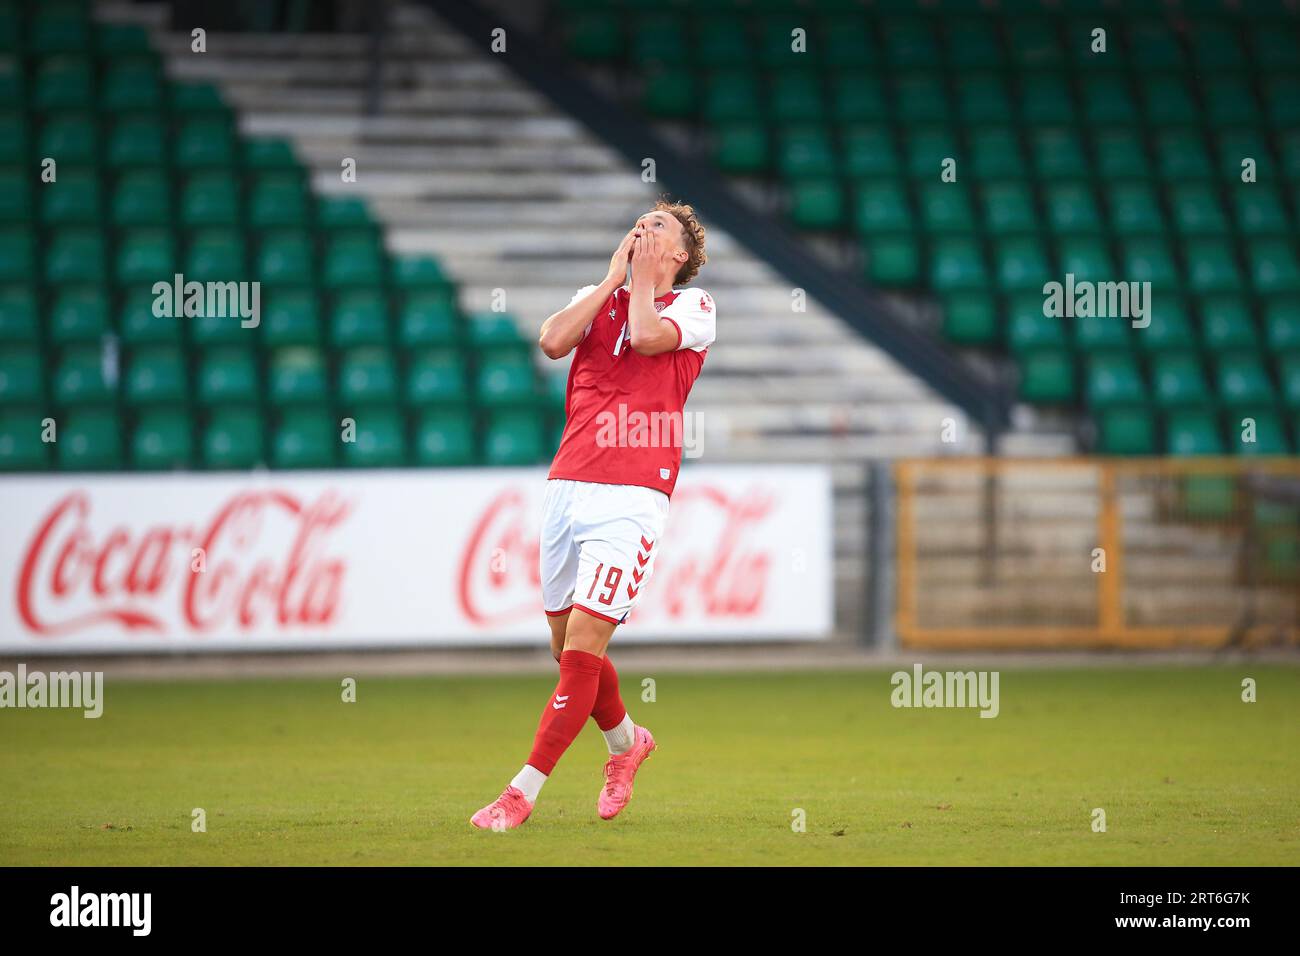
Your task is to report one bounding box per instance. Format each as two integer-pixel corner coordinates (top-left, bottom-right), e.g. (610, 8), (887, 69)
(634, 211), (685, 255)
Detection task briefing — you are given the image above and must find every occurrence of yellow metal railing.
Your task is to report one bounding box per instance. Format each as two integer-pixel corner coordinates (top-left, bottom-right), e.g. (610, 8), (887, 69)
(895, 458), (1300, 649)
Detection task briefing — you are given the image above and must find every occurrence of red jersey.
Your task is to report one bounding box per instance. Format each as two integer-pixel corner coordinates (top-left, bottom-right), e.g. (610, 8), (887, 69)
(547, 284), (717, 497)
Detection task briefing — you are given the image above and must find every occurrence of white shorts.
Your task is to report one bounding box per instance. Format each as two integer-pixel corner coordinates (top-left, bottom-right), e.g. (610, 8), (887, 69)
(540, 478), (670, 625)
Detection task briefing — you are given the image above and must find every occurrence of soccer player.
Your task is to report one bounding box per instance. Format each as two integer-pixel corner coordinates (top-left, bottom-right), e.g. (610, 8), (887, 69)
(470, 201), (715, 830)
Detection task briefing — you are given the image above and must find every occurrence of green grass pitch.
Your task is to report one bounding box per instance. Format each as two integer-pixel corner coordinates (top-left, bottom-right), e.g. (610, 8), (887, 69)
(2, 666), (1297, 865)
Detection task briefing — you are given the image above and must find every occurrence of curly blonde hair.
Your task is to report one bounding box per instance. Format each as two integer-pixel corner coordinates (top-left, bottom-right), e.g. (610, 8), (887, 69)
(654, 199), (707, 286)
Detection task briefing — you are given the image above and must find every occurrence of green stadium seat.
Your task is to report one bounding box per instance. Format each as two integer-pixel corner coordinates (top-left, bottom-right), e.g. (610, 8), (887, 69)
(405, 349), (467, 406)
(824, 16), (878, 70)
(968, 127), (1023, 180)
(1121, 238), (1180, 291)
(789, 179), (843, 229)
(930, 238), (988, 291)
(778, 127), (836, 178)
(184, 229), (245, 283)
(261, 288), (320, 347)
(131, 409), (193, 470)
(58, 408), (123, 470)
(169, 82), (228, 115)
(1189, 23), (1246, 71)
(0, 346), (42, 403)
(124, 345), (186, 406)
(116, 228), (176, 284)
(111, 171), (170, 226)
(267, 347), (328, 406)
(957, 72), (1011, 123)
(338, 347), (398, 404)
(102, 59), (163, 112)
(1247, 239), (1300, 294)
(96, 23), (153, 56)
(271, 408), (336, 468)
(643, 70), (694, 117)
(1265, 75), (1300, 125)
(468, 311), (525, 351)
(1200, 296), (1259, 352)
(842, 126), (899, 178)
(1216, 354), (1276, 407)
(905, 127), (958, 179)
(477, 352), (537, 406)
(1086, 353), (1147, 408)
(0, 285), (38, 343)
(316, 196), (373, 230)
(201, 407), (265, 469)
(330, 291), (389, 347)
(398, 293), (459, 348)
(0, 227), (34, 282)
(45, 228), (104, 283)
(340, 406), (405, 467)
(567, 12), (622, 61)
(1142, 74), (1198, 126)
(390, 256), (449, 291)
(38, 113), (97, 165)
(994, 237), (1051, 292)
(1032, 128), (1089, 179)
(1018, 74), (1075, 124)
(191, 307), (255, 349)
(1018, 350), (1075, 403)
(1096, 406), (1156, 455)
(1166, 409), (1225, 456)
(1107, 182), (1164, 236)
(1264, 300), (1300, 355)
(864, 236), (919, 285)
(0, 113), (27, 165)
(41, 168), (100, 225)
(256, 230), (314, 285)
(895, 72), (950, 123)
(1137, 297), (1196, 355)
(49, 287), (108, 345)
(1081, 75), (1138, 125)
(854, 181), (910, 234)
(1204, 75), (1259, 126)
(1094, 128), (1149, 179)
(0, 167), (31, 223)
(248, 174), (309, 228)
(882, 18), (940, 69)
(322, 234), (384, 288)
(980, 182), (1037, 235)
(1007, 295), (1066, 352)
(830, 73), (887, 123)
(0, 408), (49, 470)
(243, 137), (298, 172)
(484, 410), (545, 466)
(1058, 238), (1113, 284)
(1007, 20), (1064, 70)
(919, 183), (975, 233)
(197, 348), (259, 406)
(1073, 311), (1131, 353)
(1045, 182), (1103, 234)
(413, 410), (476, 466)
(1234, 187), (1289, 235)
(33, 56), (93, 109)
(944, 17), (1003, 69)
(1216, 128), (1268, 179)
(770, 72), (824, 124)
(1156, 129), (1213, 180)
(119, 289), (181, 346)
(1151, 353), (1212, 408)
(714, 123), (768, 173)
(180, 172), (240, 227)
(1278, 355), (1300, 409)
(1125, 20), (1185, 70)
(942, 293), (997, 346)
(175, 117), (235, 168)
(703, 71), (762, 122)
(1169, 184), (1227, 235)
(1186, 240), (1243, 293)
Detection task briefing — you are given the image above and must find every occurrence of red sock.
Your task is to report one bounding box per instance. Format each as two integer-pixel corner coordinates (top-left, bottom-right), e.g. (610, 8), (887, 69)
(527, 649), (604, 775)
(591, 654), (626, 731)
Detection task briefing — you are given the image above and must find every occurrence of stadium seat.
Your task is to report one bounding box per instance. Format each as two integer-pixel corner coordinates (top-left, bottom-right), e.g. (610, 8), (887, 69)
(484, 410), (545, 466)
(124, 345), (187, 406)
(197, 348), (259, 405)
(131, 409), (193, 470)
(0, 409), (49, 470)
(57, 408), (123, 470)
(340, 406), (406, 467)
(272, 409), (336, 468)
(201, 407), (265, 468)
(338, 347), (399, 404)
(414, 410), (476, 466)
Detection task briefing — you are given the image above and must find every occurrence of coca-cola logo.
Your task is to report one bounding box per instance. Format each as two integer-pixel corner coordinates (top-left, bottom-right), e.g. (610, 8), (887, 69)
(17, 490), (351, 637)
(457, 484), (774, 626)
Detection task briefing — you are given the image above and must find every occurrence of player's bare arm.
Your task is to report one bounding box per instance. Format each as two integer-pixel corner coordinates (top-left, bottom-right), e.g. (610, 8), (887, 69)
(537, 227), (637, 359)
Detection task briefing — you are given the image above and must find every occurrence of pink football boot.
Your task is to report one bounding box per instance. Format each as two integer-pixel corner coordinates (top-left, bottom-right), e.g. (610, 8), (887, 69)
(597, 726), (657, 820)
(470, 786), (533, 831)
